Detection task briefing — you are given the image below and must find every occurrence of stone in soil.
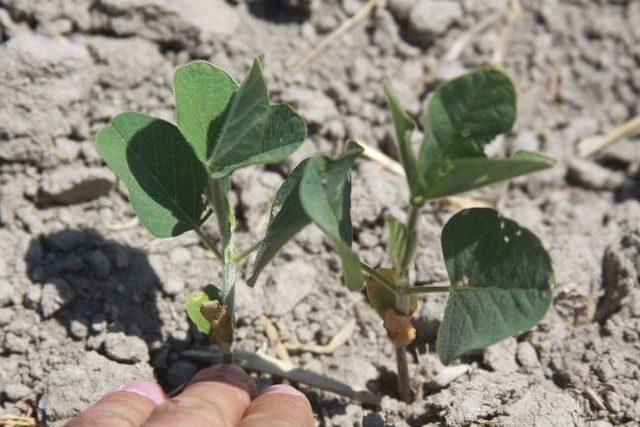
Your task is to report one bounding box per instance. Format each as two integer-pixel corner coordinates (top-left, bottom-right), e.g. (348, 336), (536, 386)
(103, 332), (150, 363)
(39, 351), (152, 426)
(40, 279), (75, 318)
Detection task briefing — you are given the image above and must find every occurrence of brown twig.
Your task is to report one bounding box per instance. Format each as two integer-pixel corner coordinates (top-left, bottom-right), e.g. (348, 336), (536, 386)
(356, 139), (491, 209)
(491, 0), (522, 68)
(291, 0), (386, 71)
(0, 415), (36, 426)
(260, 315), (292, 364)
(577, 115), (640, 157)
(106, 216), (139, 231)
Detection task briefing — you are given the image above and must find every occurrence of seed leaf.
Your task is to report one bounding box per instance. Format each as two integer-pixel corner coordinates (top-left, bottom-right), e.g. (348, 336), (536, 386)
(300, 141), (364, 291)
(248, 160), (311, 287)
(186, 284), (224, 334)
(383, 79), (421, 198)
(436, 208), (554, 364)
(174, 61), (239, 163)
(95, 112), (207, 237)
(366, 267), (417, 319)
(204, 57), (306, 178)
(418, 68), (554, 201)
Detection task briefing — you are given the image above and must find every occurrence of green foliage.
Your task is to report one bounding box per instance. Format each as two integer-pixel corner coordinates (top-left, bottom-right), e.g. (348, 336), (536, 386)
(383, 80), (421, 200)
(300, 141), (365, 291)
(249, 142), (364, 290)
(174, 61), (238, 163)
(96, 57), (305, 240)
(248, 160), (310, 287)
(203, 58), (306, 178)
(96, 57), (557, 391)
(436, 208), (553, 363)
(95, 112), (207, 238)
(186, 284), (224, 335)
(385, 68), (554, 204)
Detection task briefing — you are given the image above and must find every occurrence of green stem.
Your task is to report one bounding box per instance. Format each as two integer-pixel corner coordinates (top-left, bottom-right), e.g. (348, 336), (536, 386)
(360, 262), (395, 291)
(403, 285), (451, 294)
(394, 204), (421, 403)
(207, 178), (232, 250)
(398, 205), (420, 277)
(233, 240), (261, 263)
(194, 227), (224, 262)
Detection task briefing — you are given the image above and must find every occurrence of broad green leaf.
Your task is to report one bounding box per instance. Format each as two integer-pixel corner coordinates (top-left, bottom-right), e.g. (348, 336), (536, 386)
(248, 160), (311, 287)
(436, 208), (554, 364)
(186, 284), (224, 334)
(95, 112), (207, 237)
(300, 141), (364, 291)
(418, 68), (554, 200)
(204, 58), (306, 178)
(421, 151), (555, 200)
(383, 79), (421, 199)
(174, 61), (239, 163)
(387, 217), (409, 274)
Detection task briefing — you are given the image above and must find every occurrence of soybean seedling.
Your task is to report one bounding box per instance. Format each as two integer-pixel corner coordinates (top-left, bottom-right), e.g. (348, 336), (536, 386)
(250, 68), (555, 402)
(95, 57), (308, 362)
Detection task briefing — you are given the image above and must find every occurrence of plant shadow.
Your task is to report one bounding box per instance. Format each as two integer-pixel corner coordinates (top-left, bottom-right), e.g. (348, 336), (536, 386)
(245, 0), (311, 24)
(24, 228), (179, 381)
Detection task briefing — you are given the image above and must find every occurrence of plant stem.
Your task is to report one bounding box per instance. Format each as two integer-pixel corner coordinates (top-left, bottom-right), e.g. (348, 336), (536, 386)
(404, 285), (451, 294)
(233, 240), (261, 263)
(207, 178), (232, 249)
(394, 204), (421, 403)
(399, 205), (419, 275)
(205, 177), (236, 361)
(194, 227), (224, 262)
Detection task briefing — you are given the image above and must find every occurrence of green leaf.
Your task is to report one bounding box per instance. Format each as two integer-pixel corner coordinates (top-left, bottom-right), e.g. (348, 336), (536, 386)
(383, 79), (421, 199)
(387, 217), (408, 274)
(436, 208), (554, 364)
(95, 112), (207, 238)
(174, 60), (239, 163)
(204, 57), (306, 178)
(418, 68), (554, 200)
(300, 141), (364, 291)
(248, 160), (311, 287)
(421, 151), (555, 200)
(186, 284), (224, 334)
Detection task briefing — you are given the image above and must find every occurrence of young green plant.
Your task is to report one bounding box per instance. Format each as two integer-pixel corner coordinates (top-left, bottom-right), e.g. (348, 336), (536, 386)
(95, 57), (308, 362)
(250, 68), (555, 402)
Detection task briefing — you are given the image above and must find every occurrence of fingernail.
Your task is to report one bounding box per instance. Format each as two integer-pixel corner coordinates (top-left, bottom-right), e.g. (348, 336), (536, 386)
(113, 380), (165, 405)
(262, 384), (305, 398)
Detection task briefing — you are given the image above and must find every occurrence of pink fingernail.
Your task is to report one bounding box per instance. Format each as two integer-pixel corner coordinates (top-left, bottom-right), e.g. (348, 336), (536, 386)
(113, 380), (165, 405)
(262, 384), (305, 398)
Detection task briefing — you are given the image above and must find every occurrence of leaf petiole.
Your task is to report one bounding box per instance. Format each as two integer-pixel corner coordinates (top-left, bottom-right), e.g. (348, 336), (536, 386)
(233, 240), (261, 263)
(360, 262), (396, 293)
(403, 285), (451, 295)
(194, 227), (224, 263)
(199, 208), (214, 226)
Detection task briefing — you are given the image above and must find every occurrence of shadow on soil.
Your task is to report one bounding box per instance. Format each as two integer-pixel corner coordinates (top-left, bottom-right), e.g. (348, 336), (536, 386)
(23, 228), (200, 386)
(245, 0), (310, 24)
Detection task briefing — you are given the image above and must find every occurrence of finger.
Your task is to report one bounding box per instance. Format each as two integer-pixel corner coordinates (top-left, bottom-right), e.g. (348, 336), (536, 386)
(239, 384), (314, 427)
(67, 380), (165, 427)
(144, 364), (256, 427)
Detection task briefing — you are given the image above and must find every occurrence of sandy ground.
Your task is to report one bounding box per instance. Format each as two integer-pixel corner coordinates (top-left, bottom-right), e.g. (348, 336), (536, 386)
(1, 0), (639, 425)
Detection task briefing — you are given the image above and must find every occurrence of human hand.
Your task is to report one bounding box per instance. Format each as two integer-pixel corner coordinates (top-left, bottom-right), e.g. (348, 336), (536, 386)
(67, 364), (314, 426)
